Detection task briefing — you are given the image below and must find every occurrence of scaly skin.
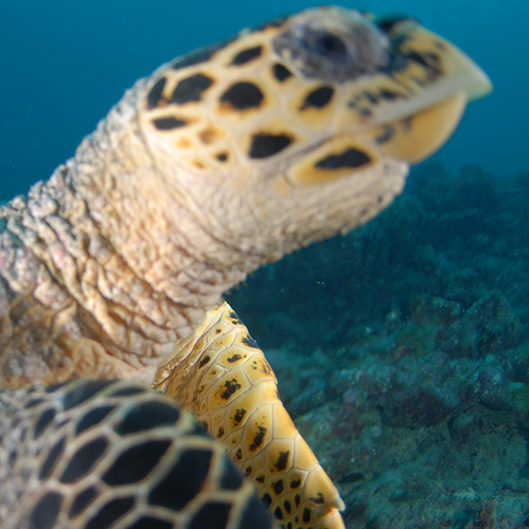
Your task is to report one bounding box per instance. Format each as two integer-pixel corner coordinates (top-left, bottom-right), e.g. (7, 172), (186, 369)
(154, 302), (345, 528)
(0, 6), (491, 529)
(0, 380), (274, 529)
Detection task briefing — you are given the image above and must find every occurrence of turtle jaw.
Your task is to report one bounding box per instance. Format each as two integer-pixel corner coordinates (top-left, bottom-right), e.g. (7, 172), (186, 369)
(284, 19), (493, 186)
(351, 21), (492, 164)
(370, 90), (469, 164)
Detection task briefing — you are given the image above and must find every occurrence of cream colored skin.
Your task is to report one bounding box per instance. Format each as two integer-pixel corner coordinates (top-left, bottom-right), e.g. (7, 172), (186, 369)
(0, 5), (491, 529)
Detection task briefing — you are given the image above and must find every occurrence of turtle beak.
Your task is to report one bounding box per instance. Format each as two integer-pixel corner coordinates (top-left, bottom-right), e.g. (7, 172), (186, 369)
(366, 21), (492, 164)
(322, 19), (493, 166)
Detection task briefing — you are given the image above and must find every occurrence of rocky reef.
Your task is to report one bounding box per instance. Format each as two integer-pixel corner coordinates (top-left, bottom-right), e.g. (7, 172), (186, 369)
(227, 163), (529, 528)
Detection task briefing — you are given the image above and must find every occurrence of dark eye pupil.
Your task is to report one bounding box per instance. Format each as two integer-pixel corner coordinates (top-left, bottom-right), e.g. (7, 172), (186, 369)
(314, 34), (347, 61)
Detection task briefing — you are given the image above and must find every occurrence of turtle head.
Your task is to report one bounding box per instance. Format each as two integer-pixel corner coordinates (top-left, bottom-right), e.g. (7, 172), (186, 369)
(138, 6), (491, 266)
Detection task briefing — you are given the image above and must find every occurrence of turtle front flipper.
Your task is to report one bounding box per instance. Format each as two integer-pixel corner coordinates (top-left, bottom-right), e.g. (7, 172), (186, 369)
(154, 302), (345, 529)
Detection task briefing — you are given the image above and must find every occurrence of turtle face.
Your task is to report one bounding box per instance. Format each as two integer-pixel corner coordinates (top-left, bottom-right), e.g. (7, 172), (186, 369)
(139, 6), (491, 260)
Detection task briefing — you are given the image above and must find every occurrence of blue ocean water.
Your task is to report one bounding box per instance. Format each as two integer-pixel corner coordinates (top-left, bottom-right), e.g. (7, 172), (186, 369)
(0, 0), (527, 201)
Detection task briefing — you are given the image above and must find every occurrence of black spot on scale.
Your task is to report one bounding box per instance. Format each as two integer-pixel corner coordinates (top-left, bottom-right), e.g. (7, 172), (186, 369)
(227, 353), (243, 363)
(272, 63), (293, 82)
(363, 90), (379, 105)
(62, 380), (115, 410)
(274, 450), (290, 471)
(241, 334), (260, 349)
(274, 507), (284, 520)
(34, 407), (56, 439)
(300, 86), (334, 110)
(303, 507), (312, 523)
(379, 88), (405, 101)
(30, 491), (63, 529)
(315, 148), (371, 170)
(199, 355), (211, 368)
(60, 437), (108, 484)
(109, 385), (146, 397)
(149, 448), (213, 511)
(405, 50), (440, 70)
(228, 309), (244, 325)
(375, 126), (396, 145)
(69, 486), (98, 518)
(25, 398), (44, 409)
(128, 517), (173, 529)
(309, 492), (325, 504)
(290, 478), (301, 490)
(171, 74), (214, 105)
(85, 497), (135, 529)
(147, 77), (167, 110)
(220, 379), (242, 400)
(172, 35), (239, 71)
(44, 381), (69, 393)
(76, 405), (115, 435)
(358, 107), (372, 117)
(231, 46), (263, 65)
(233, 408), (247, 425)
(249, 133), (292, 159)
(102, 440), (172, 485)
(249, 425), (267, 451)
(114, 400), (180, 435)
(152, 117), (187, 130)
(220, 82), (263, 110)
(216, 152), (228, 162)
(188, 501), (232, 529)
(272, 479), (284, 495)
(39, 435), (66, 480)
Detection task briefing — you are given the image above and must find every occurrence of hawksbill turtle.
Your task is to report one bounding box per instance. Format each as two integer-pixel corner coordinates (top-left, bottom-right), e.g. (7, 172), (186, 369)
(0, 6), (491, 529)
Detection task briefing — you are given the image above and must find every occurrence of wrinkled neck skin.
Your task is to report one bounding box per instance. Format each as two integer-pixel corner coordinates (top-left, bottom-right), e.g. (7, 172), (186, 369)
(0, 76), (409, 388)
(69, 82), (256, 315)
(0, 82), (269, 387)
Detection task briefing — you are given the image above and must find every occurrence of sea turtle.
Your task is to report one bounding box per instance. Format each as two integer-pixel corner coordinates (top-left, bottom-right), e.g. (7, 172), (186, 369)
(0, 6), (491, 529)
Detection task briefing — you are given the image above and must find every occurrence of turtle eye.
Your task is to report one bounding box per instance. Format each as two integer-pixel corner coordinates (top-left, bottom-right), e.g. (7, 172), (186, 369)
(311, 32), (347, 62)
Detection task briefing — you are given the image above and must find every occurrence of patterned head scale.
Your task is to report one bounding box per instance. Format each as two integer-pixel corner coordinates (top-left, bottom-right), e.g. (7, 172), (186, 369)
(138, 6), (491, 255)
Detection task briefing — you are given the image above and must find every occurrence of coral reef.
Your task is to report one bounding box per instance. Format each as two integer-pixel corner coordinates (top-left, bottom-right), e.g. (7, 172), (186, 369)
(227, 163), (529, 528)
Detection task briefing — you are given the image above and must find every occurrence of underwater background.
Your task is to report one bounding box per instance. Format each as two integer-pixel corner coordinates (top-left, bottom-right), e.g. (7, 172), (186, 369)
(1, 0), (528, 527)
